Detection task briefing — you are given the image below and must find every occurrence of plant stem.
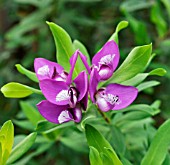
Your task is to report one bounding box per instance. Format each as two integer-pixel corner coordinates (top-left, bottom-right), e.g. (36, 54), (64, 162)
(97, 107), (111, 124)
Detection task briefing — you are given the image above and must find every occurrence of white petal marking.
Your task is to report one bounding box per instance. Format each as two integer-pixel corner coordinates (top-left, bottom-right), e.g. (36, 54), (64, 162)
(96, 97), (110, 111)
(56, 90), (69, 102)
(104, 93), (121, 105)
(37, 65), (50, 76)
(99, 68), (109, 77)
(99, 54), (115, 65)
(58, 110), (71, 123)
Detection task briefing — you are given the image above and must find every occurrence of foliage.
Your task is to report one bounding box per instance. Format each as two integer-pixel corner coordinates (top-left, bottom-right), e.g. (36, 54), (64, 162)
(0, 0), (170, 164)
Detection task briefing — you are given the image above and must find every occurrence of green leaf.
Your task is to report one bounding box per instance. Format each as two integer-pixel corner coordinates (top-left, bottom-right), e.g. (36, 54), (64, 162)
(125, 13), (150, 44)
(20, 101), (44, 126)
(109, 21), (128, 44)
(0, 120), (14, 165)
(161, 0), (170, 19)
(89, 146), (103, 165)
(137, 80), (160, 92)
(46, 22), (76, 74)
(36, 120), (74, 133)
(149, 68), (167, 76)
(100, 152), (113, 165)
(151, 1), (167, 37)
(120, 0), (153, 13)
(121, 73), (148, 86)
(15, 64), (38, 83)
(1, 82), (42, 98)
(108, 126), (126, 154)
(0, 143), (2, 164)
(120, 155), (133, 165)
(13, 120), (34, 131)
(122, 68), (166, 86)
(141, 119), (170, 165)
(120, 102), (160, 116)
(7, 132), (37, 164)
(105, 43), (152, 85)
(85, 124), (122, 165)
(61, 130), (88, 153)
(35, 121), (56, 133)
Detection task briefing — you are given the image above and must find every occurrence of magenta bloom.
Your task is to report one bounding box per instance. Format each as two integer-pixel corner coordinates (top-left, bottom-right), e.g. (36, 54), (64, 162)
(35, 51), (88, 124)
(89, 41), (138, 112)
(34, 58), (68, 82)
(91, 41), (120, 81)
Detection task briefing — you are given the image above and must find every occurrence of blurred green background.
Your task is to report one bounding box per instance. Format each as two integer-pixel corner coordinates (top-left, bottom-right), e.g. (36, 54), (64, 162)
(0, 0), (170, 164)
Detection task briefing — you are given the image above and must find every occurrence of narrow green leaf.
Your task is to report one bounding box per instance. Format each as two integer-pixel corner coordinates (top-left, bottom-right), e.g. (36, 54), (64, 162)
(35, 121), (56, 133)
(120, 0), (153, 13)
(1, 82), (42, 98)
(36, 120), (74, 133)
(100, 152), (113, 165)
(7, 132), (37, 164)
(151, 1), (167, 37)
(106, 43), (152, 84)
(60, 130), (88, 153)
(0, 120), (14, 165)
(0, 143), (2, 164)
(120, 102), (160, 116)
(89, 146), (103, 165)
(137, 80), (160, 92)
(149, 68), (166, 76)
(15, 64), (38, 83)
(104, 147), (123, 165)
(141, 119), (170, 165)
(120, 155), (133, 165)
(121, 68), (166, 86)
(108, 126), (125, 154)
(46, 22), (76, 74)
(13, 120), (34, 131)
(161, 0), (170, 19)
(109, 21), (128, 44)
(0, 121), (14, 155)
(121, 73), (148, 86)
(125, 13), (150, 44)
(85, 124), (122, 165)
(20, 101), (44, 126)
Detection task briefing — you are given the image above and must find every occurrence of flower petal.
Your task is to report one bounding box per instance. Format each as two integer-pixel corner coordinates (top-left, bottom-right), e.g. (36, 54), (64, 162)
(81, 90), (88, 110)
(71, 106), (82, 123)
(78, 51), (91, 74)
(92, 41), (120, 72)
(34, 58), (64, 81)
(98, 64), (113, 81)
(89, 68), (100, 103)
(74, 71), (88, 101)
(105, 84), (138, 110)
(39, 79), (69, 105)
(66, 50), (79, 85)
(37, 100), (72, 124)
(96, 96), (111, 112)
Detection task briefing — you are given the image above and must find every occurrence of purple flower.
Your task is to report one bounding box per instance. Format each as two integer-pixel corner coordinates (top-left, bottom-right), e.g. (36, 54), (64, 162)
(34, 51), (88, 124)
(88, 41), (138, 112)
(34, 58), (68, 82)
(91, 40), (120, 81)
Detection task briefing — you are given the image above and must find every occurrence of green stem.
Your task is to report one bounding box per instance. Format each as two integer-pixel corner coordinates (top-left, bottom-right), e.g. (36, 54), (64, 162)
(97, 107), (111, 124)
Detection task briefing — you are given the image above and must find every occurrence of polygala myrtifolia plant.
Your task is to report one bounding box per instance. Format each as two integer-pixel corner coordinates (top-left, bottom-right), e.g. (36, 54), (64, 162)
(1, 21), (170, 165)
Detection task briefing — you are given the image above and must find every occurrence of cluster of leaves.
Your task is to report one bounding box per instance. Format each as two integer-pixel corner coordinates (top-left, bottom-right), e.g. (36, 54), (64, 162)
(0, 0), (170, 164)
(1, 18), (169, 165)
